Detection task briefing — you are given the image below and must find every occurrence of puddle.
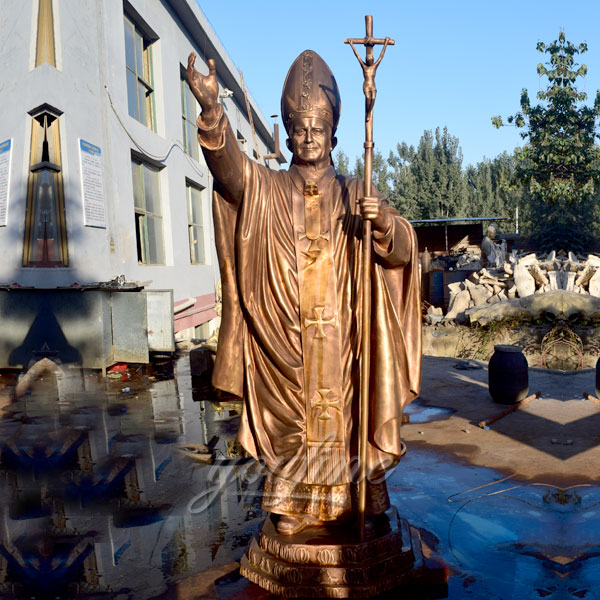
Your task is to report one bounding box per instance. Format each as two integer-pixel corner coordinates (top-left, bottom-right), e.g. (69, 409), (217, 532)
(404, 398), (456, 423)
(389, 450), (600, 599)
(0, 357), (597, 599)
(0, 358), (263, 599)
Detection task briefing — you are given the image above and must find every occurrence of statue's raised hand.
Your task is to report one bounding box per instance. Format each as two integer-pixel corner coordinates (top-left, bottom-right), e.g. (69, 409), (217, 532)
(187, 53), (219, 122)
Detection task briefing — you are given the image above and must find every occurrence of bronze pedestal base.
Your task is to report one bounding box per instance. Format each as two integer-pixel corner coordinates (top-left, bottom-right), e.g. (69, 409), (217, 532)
(240, 507), (424, 598)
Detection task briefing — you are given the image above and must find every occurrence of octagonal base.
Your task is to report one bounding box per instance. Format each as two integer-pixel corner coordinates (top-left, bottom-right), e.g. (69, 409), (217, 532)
(239, 507), (425, 598)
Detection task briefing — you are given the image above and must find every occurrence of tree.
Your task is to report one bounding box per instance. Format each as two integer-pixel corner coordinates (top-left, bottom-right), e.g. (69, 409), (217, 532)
(334, 148), (392, 198)
(432, 127), (469, 218)
(391, 127), (467, 219)
(387, 142), (419, 218)
(466, 152), (521, 232)
(333, 149), (351, 175)
(492, 31), (600, 251)
(336, 127), (515, 225)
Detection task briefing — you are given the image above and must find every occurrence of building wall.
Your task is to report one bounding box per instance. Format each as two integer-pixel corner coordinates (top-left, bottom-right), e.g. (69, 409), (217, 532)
(0, 0), (281, 312)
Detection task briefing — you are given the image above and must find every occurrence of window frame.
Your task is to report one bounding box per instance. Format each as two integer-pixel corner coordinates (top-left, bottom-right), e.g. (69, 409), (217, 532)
(181, 73), (200, 161)
(236, 130), (247, 154)
(124, 14), (156, 130)
(186, 182), (206, 265)
(131, 158), (165, 265)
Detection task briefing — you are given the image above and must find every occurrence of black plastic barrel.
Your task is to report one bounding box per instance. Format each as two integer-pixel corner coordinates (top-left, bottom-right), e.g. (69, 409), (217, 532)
(429, 270), (444, 307)
(595, 357), (600, 398)
(488, 345), (529, 404)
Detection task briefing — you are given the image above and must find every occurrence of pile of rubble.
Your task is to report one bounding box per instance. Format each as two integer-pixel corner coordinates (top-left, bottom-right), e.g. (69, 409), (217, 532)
(429, 250), (600, 325)
(455, 252), (482, 269)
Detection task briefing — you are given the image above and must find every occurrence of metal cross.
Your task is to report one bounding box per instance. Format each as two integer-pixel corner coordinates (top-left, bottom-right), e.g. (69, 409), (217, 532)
(344, 14), (395, 542)
(345, 15), (394, 119)
(311, 388), (340, 421)
(304, 306), (335, 339)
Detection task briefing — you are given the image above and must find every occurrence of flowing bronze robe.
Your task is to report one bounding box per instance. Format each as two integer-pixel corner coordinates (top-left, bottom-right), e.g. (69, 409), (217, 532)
(198, 107), (421, 520)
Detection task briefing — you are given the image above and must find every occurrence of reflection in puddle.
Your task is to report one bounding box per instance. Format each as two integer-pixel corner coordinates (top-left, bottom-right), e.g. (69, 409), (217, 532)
(390, 453), (600, 599)
(0, 359), (263, 599)
(0, 358), (597, 599)
(404, 398), (456, 423)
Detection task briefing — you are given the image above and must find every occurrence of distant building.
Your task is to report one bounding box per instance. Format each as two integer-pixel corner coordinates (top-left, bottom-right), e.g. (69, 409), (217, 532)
(0, 0), (284, 363)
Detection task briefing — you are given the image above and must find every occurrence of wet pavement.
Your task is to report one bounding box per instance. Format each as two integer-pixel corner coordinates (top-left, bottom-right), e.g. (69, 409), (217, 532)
(0, 356), (598, 599)
(404, 399), (455, 424)
(391, 451), (600, 599)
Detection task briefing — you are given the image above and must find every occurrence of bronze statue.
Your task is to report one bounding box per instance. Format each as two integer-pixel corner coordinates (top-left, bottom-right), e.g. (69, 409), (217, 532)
(186, 43), (421, 538)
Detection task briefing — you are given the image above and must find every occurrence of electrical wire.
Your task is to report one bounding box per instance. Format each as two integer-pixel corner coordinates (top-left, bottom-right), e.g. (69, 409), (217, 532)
(446, 475), (596, 568)
(105, 84), (222, 329)
(448, 474), (594, 503)
(104, 85), (205, 180)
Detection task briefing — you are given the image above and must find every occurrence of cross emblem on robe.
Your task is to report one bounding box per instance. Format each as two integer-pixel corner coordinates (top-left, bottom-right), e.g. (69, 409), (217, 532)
(304, 306), (335, 339)
(311, 388), (340, 421)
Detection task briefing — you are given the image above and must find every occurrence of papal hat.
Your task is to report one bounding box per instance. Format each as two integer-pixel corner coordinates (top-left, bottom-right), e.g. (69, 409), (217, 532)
(281, 50), (341, 134)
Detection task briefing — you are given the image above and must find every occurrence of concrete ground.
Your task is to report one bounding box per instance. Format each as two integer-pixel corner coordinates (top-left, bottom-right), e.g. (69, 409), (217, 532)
(404, 355), (600, 483)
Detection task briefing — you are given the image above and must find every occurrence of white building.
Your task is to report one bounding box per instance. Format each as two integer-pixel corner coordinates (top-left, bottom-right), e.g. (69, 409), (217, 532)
(0, 0), (283, 355)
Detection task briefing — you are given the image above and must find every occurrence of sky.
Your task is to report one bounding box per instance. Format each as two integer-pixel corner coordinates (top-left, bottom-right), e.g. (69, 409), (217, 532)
(196, 0), (600, 168)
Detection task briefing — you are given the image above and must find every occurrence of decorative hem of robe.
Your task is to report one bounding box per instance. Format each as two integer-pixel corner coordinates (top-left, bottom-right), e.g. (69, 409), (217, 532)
(261, 474), (390, 521)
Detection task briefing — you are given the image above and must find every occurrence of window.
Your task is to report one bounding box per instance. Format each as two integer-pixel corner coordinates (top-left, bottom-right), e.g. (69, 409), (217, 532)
(131, 159), (164, 264)
(187, 183), (205, 264)
(23, 108), (67, 266)
(35, 0), (56, 67)
(236, 131), (247, 153)
(181, 74), (199, 161)
(123, 15), (154, 129)
(195, 322), (210, 340)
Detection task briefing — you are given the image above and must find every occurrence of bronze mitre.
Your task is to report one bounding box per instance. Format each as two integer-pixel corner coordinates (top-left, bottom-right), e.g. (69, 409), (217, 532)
(281, 49), (341, 134)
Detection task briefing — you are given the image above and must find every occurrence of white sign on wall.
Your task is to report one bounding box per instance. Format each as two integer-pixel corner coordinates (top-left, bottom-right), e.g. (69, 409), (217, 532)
(79, 139), (106, 228)
(0, 139), (13, 226)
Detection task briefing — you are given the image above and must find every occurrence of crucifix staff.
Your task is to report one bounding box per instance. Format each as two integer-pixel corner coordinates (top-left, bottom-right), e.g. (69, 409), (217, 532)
(345, 15), (395, 541)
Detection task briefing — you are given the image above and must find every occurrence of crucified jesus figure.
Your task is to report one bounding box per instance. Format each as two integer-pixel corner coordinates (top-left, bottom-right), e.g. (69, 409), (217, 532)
(347, 38), (391, 118)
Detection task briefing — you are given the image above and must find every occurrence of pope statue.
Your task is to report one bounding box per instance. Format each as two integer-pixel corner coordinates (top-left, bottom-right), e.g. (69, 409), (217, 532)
(187, 49), (421, 536)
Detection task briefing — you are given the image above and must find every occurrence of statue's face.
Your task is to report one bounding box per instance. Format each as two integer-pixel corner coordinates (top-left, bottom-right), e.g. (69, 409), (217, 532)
(287, 117), (336, 167)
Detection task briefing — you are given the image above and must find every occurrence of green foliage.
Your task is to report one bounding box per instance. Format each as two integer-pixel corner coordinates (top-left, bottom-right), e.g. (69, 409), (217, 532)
(337, 127), (517, 225)
(335, 32), (600, 250)
(387, 141), (419, 218)
(351, 149), (393, 201)
(470, 315), (531, 360)
(333, 149), (351, 175)
(338, 134), (517, 225)
(466, 152), (522, 231)
(348, 128), (478, 221)
(398, 127), (469, 218)
(493, 31), (600, 251)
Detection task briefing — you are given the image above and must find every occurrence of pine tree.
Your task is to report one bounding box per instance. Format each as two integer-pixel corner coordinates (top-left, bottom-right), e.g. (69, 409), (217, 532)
(433, 127), (468, 218)
(492, 31), (600, 252)
(465, 153), (520, 231)
(333, 149), (351, 175)
(388, 142), (419, 218)
(345, 149), (393, 208)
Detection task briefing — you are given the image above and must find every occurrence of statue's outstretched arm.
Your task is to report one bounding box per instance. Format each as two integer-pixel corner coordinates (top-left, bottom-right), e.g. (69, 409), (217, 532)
(187, 53), (244, 205)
